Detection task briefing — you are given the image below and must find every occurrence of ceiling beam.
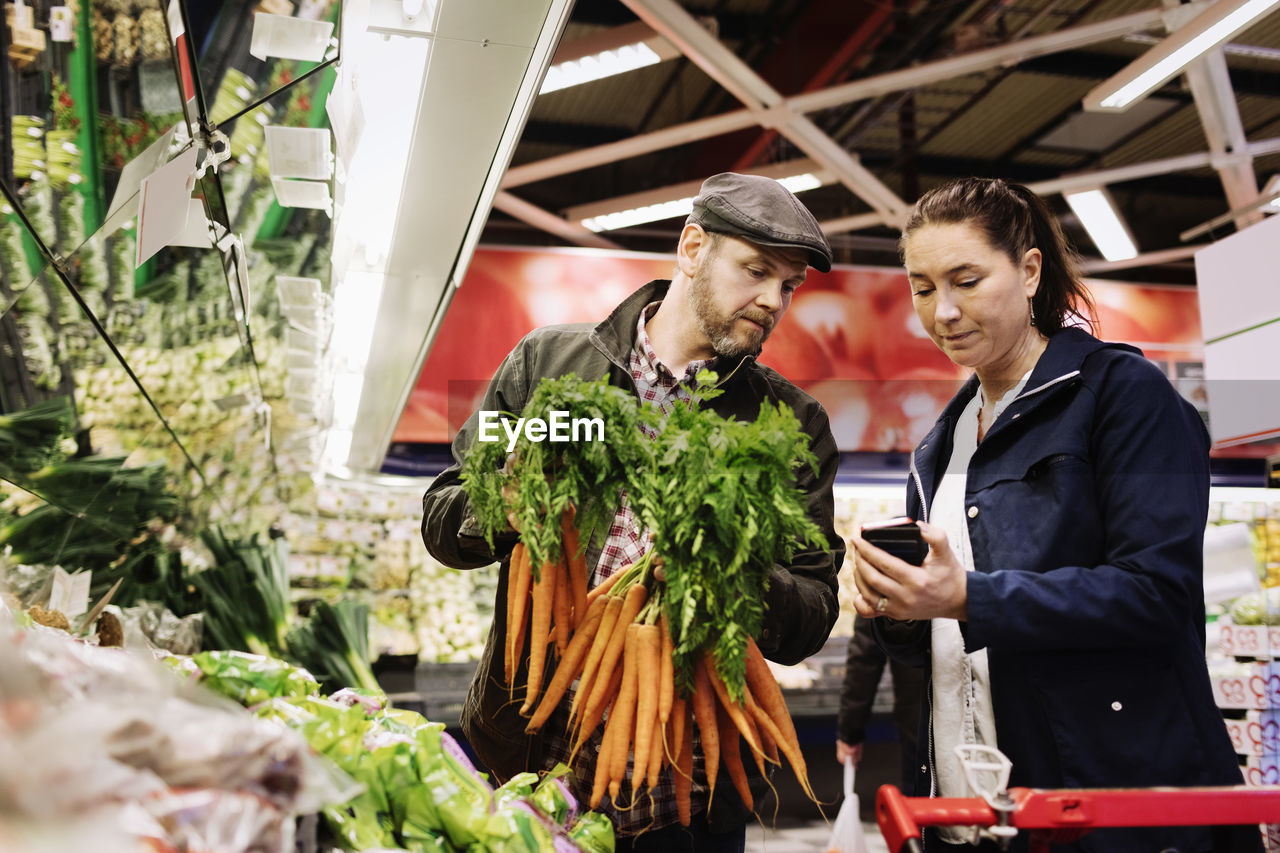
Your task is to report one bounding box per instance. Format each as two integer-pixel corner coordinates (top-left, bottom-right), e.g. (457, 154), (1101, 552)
(492, 191), (622, 249)
(731, 0), (895, 171)
(786, 7), (1167, 114)
(1080, 244), (1205, 273)
(502, 6), (1170, 190)
(619, 0), (910, 220)
(1182, 46), (1262, 229)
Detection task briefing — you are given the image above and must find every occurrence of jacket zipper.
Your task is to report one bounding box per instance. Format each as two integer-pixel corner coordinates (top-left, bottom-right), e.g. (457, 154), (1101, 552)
(909, 447), (929, 524)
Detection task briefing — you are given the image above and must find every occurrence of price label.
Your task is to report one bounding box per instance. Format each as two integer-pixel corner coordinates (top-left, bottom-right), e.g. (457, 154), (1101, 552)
(48, 567), (91, 618)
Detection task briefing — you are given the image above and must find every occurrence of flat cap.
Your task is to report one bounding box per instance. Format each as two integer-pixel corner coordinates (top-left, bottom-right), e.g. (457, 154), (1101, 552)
(686, 172), (832, 273)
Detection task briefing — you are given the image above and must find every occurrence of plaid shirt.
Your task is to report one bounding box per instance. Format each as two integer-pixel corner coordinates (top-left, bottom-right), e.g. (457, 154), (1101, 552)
(542, 302), (713, 835)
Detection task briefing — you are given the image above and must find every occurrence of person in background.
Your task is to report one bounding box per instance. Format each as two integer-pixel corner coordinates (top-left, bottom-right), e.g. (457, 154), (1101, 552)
(422, 173), (846, 853)
(849, 177), (1255, 853)
(836, 613), (923, 792)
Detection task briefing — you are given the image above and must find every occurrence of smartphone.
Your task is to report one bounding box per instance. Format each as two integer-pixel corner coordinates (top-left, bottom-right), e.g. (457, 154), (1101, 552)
(860, 517), (926, 566)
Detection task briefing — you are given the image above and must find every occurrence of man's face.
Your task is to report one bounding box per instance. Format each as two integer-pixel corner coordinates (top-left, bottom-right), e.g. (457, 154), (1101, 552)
(687, 233), (808, 359)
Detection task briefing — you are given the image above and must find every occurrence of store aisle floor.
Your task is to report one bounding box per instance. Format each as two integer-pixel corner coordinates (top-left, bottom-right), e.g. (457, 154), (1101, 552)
(746, 819), (890, 853)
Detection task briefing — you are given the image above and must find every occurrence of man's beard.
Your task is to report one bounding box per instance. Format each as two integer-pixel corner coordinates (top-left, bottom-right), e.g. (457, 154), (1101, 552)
(688, 260), (774, 359)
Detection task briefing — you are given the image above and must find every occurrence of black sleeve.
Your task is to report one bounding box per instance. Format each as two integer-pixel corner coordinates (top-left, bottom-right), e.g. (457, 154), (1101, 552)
(837, 616), (888, 744)
(421, 340), (530, 569)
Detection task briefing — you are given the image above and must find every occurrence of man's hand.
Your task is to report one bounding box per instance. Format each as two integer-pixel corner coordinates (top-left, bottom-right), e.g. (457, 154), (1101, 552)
(836, 739), (864, 765)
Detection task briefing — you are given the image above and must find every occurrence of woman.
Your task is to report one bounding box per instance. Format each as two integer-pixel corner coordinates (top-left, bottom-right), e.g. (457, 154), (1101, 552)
(851, 177), (1254, 852)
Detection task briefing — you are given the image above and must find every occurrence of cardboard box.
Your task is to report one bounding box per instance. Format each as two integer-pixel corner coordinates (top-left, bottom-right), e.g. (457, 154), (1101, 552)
(1211, 661), (1280, 710)
(1220, 617), (1280, 658)
(1224, 710), (1280, 756)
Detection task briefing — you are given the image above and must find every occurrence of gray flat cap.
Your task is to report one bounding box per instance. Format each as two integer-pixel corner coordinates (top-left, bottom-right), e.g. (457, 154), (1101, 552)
(686, 172), (832, 273)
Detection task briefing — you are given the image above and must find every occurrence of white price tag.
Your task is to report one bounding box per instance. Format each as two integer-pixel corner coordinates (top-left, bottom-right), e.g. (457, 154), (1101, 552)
(249, 13), (333, 62)
(49, 7), (74, 42)
(136, 146), (199, 266)
(48, 567), (91, 618)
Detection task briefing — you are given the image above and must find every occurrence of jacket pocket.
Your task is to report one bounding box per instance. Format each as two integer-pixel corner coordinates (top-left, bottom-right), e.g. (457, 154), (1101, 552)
(1033, 661), (1206, 789)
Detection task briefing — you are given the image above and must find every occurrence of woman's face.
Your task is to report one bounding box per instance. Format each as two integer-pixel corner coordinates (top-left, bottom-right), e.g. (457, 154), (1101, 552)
(903, 222), (1042, 373)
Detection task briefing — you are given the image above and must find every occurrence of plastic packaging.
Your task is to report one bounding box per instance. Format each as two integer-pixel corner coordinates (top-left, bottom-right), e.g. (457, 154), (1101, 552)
(824, 756), (870, 853)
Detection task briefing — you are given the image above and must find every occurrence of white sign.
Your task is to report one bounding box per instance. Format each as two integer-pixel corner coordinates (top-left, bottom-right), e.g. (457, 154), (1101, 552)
(249, 13), (333, 62)
(48, 567), (91, 618)
(136, 145), (199, 266)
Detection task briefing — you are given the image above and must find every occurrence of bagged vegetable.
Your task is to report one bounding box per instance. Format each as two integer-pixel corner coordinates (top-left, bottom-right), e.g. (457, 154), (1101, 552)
(190, 649), (319, 706)
(493, 772), (541, 809)
(404, 727), (493, 849)
(531, 763), (580, 829)
(569, 811), (615, 853)
(478, 799), (561, 853)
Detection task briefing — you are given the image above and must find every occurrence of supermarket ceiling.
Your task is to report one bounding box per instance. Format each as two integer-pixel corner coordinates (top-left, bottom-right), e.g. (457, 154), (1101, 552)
(482, 0), (1280, 284)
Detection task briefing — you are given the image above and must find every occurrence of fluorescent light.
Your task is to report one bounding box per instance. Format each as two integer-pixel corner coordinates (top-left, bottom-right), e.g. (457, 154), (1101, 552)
(541, 41), (663, 94)
(582, 195), (696, 232)
(580, 173), (821, 233)
(1064, 188), (1138, 262)
(1266, 175), (1280, 211)
(777, 173), (822, 193)
(1084, 0), (1280, 112)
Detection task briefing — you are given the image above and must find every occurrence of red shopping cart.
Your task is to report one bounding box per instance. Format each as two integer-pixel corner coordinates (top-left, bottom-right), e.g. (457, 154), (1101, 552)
(875, 746), (1280, 853)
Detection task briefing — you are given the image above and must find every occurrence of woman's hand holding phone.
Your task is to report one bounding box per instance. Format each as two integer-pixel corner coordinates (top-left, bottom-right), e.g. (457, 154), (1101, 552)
(851, 518), (968, 622)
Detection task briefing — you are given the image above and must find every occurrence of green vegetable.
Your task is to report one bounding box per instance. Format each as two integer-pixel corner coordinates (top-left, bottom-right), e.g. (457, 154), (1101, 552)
(1231, 588), (1280, 626)
(637, 371), (825, 701)
(531, 763), (578, 828)
(192, 528), (292, 657)
(461, 373), (658, 576)
(569, 811), (616, 853)
(286, 598), (383, 694)
(0, 397), (74, 473)
(191, 649), (319, 706)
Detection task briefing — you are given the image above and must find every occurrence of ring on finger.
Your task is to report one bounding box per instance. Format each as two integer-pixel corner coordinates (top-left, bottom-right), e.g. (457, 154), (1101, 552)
(876, 596), (889, 613)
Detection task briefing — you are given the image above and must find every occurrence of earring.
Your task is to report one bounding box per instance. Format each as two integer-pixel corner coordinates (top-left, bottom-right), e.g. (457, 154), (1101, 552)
(1028, 298), (1037, 327)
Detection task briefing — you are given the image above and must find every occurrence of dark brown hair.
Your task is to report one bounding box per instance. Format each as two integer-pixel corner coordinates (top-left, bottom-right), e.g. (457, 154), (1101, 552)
(900, 177), (1096, 334)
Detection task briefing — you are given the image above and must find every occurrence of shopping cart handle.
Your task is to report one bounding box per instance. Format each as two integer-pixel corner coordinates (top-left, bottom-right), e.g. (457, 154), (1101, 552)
(876, 785), (923, 853)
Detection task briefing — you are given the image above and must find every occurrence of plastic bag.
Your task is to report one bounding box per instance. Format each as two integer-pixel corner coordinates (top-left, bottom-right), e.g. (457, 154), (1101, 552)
(824, 756), (870, 853)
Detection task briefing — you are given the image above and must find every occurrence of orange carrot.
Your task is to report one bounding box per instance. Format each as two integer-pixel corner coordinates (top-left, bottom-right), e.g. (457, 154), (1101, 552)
(658, 611), (674, 725)
(552, 555), (571, 657)
(752, 691), (779, 766)
(609, 624), (642, 804)
(525, 596), (605, 733)
(572, 595), (623, 724)
(570, 664), (623, 763)
(667, 695), (687, 767)
(744, 637), (800, 752)
(741, 692), (769, 775)
(646, 714), (664, 792)
(692, 657), (720, 806)
(743, 638), (814, 799)
(520, 559), (559, 715)
(561, 508), (589, 628)
(703, 651), (763, 756)
(718, 702), (753, 811)
(630, 623), (661, 792)
(506, 544), (531, 687)
(591, 704), (620, 809)
(586, 565), (629, 605)
(583, 582), (647, 721)
(675, 702), (694, 826)
(745, 687), (816, 803)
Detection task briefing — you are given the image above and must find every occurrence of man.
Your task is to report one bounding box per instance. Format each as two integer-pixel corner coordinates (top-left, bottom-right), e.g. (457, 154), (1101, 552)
(422, 173), (845, 851)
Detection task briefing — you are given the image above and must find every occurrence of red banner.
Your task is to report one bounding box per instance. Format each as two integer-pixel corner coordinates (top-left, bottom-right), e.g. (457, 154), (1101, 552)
(394, 245), (1206, 452)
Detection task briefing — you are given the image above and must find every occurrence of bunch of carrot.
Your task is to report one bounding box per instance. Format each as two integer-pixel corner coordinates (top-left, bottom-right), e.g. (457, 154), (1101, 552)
(502, 515), (817, 824)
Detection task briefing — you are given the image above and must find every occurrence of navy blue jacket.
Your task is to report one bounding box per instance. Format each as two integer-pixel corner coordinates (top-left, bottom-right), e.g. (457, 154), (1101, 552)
(877, 328), (1248, 853)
